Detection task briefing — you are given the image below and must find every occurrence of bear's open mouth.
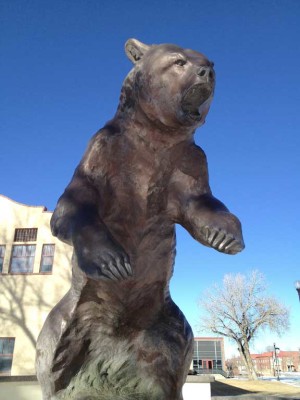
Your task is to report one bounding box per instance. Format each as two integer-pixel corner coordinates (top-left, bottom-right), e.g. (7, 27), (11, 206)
(181, 84), (213, 121)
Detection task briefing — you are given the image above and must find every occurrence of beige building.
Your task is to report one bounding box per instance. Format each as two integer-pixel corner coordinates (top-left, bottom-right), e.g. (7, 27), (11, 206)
(0, 195), (72, 376)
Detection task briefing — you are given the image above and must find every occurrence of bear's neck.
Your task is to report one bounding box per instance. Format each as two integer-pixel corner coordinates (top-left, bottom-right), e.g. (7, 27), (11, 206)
(113, 106), (196, 150)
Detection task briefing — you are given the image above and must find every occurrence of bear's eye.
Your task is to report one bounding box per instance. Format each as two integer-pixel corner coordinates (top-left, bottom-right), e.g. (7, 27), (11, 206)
(174, 58), (187, 67)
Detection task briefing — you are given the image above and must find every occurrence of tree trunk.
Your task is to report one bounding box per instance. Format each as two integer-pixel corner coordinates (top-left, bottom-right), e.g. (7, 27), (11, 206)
(238, 341), (258, 380)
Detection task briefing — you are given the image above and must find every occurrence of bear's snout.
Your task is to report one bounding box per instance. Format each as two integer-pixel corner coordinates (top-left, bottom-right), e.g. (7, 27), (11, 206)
(197, 66), (214, 83)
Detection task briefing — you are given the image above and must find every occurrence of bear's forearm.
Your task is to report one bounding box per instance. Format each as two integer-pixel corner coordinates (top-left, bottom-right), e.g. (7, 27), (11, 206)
(187, 193), (230, 214)
(180, 193), (244, 253)
(50, 170), (103, 245)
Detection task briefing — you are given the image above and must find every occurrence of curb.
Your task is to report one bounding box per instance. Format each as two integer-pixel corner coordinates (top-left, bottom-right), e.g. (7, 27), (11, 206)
(0, 375), (37, 382)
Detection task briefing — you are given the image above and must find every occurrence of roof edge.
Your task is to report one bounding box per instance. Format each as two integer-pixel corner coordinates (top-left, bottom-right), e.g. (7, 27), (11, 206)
(0, 194), (49, 212)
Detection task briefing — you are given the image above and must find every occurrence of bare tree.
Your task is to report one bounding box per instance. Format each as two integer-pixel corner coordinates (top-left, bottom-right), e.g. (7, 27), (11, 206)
(198, 270), (289, 380)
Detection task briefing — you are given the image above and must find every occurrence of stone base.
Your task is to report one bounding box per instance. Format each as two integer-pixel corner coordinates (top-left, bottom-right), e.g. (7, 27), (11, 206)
(183, 375), (215, 400)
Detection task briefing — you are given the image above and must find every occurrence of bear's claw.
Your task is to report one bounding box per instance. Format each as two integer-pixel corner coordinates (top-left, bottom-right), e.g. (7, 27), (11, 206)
(202, 226), (244, 255)
(73, 230), (133, 281)
(100, 258), (132, 280)
(78, 253), (132, 281)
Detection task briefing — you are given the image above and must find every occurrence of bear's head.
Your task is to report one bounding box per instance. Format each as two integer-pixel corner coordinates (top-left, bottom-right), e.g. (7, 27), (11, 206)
(121, 39), (215, 130)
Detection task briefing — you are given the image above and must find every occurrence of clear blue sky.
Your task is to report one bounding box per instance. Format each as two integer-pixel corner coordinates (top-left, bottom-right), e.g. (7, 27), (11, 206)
(1, 0), (300, 356)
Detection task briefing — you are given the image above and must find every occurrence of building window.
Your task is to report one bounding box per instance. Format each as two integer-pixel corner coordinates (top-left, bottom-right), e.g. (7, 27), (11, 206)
(10, 245), (36, 273)
(14, 228), (37, 242)
(40, 244), (55, 273)
(0, 338), (15, 375)
(0, 245), (5, 273)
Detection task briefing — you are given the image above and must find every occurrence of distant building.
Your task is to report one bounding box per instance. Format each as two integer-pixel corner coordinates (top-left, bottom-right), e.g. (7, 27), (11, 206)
(0, 195), (72, 376)
(252, 351), (300, 375)
(192, 337), (225, 373)
(226, 350), (300, 376)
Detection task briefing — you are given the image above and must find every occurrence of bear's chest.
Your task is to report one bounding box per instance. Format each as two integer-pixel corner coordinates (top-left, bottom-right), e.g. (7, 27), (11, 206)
(101, 157), (171, 217)
(85, 133), (178, 225)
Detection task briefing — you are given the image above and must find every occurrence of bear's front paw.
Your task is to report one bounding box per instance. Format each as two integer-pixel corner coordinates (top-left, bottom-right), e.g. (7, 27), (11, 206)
(201, 226), (245, 255)
(78, 247), (132, 281)
(73, 230), (133, 281)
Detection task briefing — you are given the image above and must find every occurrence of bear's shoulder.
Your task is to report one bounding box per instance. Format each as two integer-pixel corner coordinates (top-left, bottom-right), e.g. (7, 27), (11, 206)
(178, 143), (208, 180)
(80, 126), (123, 174)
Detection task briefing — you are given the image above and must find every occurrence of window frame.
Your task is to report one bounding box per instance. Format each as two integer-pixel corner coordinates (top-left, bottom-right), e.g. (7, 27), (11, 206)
(0, 337), (15, 376)
(14, 228), (38, 242)
(39, 244), (55, 273)
(0, 245), (5, 273)
(9, 244), (36, 274)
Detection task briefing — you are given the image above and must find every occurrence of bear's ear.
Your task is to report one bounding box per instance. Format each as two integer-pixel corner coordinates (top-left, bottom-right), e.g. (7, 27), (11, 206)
(125, 39), (150, 64)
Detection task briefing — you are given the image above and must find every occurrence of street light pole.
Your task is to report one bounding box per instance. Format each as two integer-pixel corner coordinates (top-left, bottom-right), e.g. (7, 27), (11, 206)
(295, 281), (300, 301)
(273, 343), (280, 381)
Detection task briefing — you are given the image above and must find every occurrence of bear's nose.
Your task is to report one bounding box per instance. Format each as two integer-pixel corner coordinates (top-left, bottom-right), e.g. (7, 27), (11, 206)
(197, 66), (214, 82)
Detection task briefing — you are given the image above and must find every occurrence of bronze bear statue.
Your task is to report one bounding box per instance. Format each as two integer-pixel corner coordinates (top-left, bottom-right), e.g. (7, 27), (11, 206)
(36, 39), (244, 400)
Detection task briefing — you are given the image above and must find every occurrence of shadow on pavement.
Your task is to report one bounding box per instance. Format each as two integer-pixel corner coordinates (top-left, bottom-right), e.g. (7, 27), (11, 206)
(211, 380), (253, 396)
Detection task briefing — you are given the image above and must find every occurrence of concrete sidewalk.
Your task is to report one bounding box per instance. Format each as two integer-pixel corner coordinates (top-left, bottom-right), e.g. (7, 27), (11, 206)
(0, 382), (213, 400)
(1, 381), (299, 400)
(1, 382), (211, 400)
(0, 381), (42, 400)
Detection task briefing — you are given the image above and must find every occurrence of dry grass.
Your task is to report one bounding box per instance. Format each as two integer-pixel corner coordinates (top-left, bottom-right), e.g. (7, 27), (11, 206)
(211, 378), (300, 398)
